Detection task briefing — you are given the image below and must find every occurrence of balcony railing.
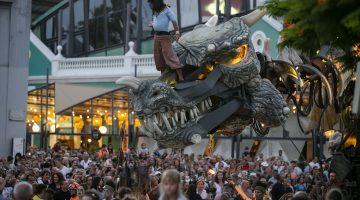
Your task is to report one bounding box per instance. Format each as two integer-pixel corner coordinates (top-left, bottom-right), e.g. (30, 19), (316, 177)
(52, 42), (160, 78)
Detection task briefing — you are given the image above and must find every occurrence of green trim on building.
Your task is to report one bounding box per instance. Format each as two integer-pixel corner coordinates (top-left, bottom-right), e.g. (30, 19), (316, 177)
(250, 19), (280, 59)
(72, 82), (118, 88)
(141, 39), (154, 54)
(29, 42), (52, 76)
(32, 0), (68, 26)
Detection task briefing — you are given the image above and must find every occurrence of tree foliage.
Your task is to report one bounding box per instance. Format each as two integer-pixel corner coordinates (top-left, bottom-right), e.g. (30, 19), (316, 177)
(261, 0), (360, 71)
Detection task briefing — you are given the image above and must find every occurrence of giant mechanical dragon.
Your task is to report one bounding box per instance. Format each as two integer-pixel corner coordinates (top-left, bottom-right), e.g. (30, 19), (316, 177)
(116, 10), (350, 150)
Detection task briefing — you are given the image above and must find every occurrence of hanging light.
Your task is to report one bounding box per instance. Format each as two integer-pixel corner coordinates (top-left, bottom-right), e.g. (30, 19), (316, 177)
(50, 124), (56, 133)
(99, 126), (107, 134)
(32, 123), (40, 132)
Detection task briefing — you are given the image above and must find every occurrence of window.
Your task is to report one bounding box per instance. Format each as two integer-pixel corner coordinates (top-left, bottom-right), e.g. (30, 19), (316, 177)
(74, 34), (85, 54)
(107, 12), (123, 46)
(89, 16), (105, 50)
(62, 7), (69, 32)
(106, 0), (123, 12)
(45, 17), (55, 39)
(74, 0), (85, 31)
(89, 0), (105, 19)
(180, 0), (199, 27)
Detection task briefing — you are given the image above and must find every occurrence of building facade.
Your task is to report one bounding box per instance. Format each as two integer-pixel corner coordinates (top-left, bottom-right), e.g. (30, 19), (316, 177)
(0, 0), (31, 156)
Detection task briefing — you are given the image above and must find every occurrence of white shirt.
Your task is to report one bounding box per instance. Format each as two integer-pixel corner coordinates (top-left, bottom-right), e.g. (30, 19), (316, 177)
(293, 166), (303, 176)
(198, 190), (207, 199)
(214, 161), (229, 171)
(60, 166), (72, 178)
(309, 161), (320, 169)
(80, 159), (92, 169)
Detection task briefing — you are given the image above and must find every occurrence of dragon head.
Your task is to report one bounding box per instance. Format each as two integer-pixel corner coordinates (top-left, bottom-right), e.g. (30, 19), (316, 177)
(117, 10), (290, 148)
(117, 77), (213, 148)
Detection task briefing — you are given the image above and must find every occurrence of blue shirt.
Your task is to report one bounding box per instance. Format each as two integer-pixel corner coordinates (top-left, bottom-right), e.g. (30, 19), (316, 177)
(152, 7), (177, 32)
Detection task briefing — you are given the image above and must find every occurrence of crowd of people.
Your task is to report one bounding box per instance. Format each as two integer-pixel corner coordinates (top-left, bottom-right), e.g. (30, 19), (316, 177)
(0, 142), (355, 200)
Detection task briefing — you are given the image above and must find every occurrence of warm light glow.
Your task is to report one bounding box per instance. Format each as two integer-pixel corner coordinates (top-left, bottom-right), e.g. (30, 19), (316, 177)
(50, 124), (56, 133)
(99, 126), (107, 134)
(324, 130), (335, 138)
(87, 138), (92, 143)
(229, 45), (248, 64)
(208, 169), (216, 175)
(205, 0), (240, 15)
(32, 123), (40, 132)
(344, 135), (357, 147)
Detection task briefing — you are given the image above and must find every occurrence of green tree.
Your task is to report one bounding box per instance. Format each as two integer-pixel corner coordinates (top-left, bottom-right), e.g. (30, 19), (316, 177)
(261, 0), (360, 71)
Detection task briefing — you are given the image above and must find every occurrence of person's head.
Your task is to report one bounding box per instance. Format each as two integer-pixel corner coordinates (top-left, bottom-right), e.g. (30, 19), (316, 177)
(325, 187), (344, 200)
(103, 184), (115, 199)
(196, 180), (205, 191)
(215, 171), (225, 183)
(33, 184), (47, 198)
(52, 172), (64, 184)
(148, 0), (166, 12)
(86, 175), (93, 186)
(69, 182), (81, 197)
(241, 179), (249, 189)
(42, 188), (55, 200)
(91, 176), (101, 189)
(252, 186), (265, 200)
(329, 172), (337, 183)
(141, 143), (147, 149)
(42, 170), (51, 181)
(13, 182), (33, 200)
(292, 191), (309, 200)
(81, 190), (100, 200)
(118, 187), (132, 199)
(60, 180), (68, 192)
(160, 169), (182, 198)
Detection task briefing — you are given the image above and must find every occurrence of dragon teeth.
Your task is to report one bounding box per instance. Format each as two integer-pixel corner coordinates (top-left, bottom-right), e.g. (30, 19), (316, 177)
(174, 111), (179, 122)
(207, 98), (212, 107)
(145, 117), (154, 132)
(180, 110), (186, 126)
(189, 109), (195, 120)
(171, 117), (177, 129)
(161, 113), (172, 131)
(153, 115), (159, 124)
(153, 121), (163, 135)
(193, 107), (199, 118)
(200, 101), (205, 112)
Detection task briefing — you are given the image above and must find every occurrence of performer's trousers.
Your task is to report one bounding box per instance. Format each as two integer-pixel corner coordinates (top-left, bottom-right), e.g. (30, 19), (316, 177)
(153, 35), (182, 72)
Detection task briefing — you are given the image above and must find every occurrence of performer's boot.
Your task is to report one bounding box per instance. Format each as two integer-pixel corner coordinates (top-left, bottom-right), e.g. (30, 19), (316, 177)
(176, 68), (184, 81)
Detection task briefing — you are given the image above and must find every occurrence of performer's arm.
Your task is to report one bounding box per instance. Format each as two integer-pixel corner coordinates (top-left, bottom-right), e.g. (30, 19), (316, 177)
(167, 8), (180, 41)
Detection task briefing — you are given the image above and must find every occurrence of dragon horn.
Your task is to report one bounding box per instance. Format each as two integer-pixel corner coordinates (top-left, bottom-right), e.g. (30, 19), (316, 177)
(301, 64), (334, 105)
(205, 15), (218, 27)
(115, 76), (141, 92)
(241, 9), (266, 26)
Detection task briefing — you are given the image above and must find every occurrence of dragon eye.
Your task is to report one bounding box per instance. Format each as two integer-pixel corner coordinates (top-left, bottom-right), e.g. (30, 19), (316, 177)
(229, 44), (248, 64)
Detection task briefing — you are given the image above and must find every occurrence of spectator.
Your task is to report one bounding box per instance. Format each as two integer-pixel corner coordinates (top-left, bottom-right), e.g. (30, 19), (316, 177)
(33, 184), (47, 200)
(13, 182), (33, 200)
(159, 169), (187, 200)
(53, 180), (71, 200)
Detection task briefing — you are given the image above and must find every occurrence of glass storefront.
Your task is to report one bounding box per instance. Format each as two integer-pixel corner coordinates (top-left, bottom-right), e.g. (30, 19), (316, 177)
(32, 0), (252, 57)
(27, 84), (140, 152)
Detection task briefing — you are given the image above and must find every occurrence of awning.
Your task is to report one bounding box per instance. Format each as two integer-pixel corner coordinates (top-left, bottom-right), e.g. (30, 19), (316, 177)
(55, 83), (118, 114)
